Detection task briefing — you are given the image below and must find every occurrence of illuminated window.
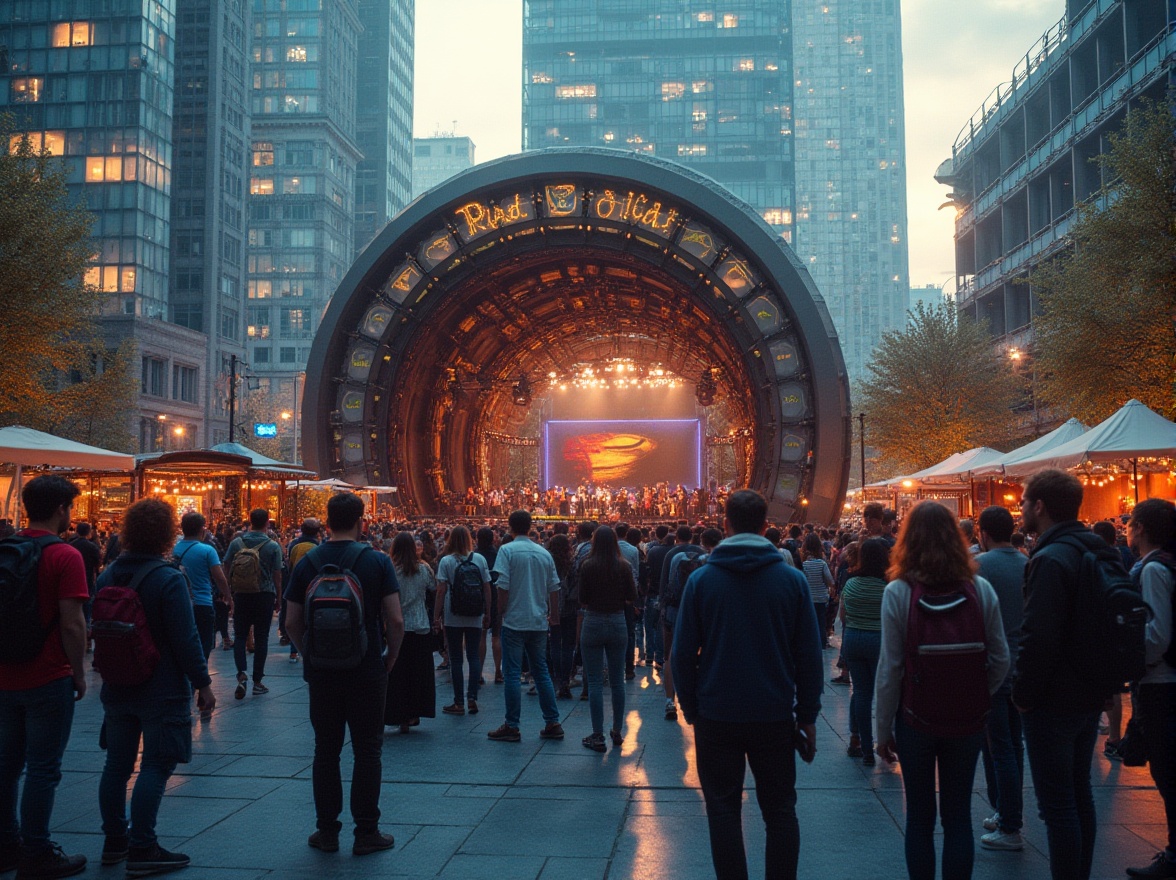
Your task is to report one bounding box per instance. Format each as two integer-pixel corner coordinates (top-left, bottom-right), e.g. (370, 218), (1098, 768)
(252, 142), (274, 166)
(737, 58), (755, 71)
(696, 11), (714, 22)
(691, 80), (712, 94)
(250, 177), (274, 195)
(120, 267), (136, 292)
(10, 78), (44, 103)
(722, 14), (739, 27)
(85, 156), (106, 182)
(762, 208), (793, 225)
(531, 72), (553, 84)
(101, 266), (119, 293)
(8, 131), (65, 156)
(554, 84), (596, 99)
(660, 82), (685, 100)
(677, 144), (707, 157)
(248, 280), (272, 299)
(286, 45), (308, 62)
(51, 22), (91, 47)
(83, 267), (100, 288)
(692, 105), (707, 122)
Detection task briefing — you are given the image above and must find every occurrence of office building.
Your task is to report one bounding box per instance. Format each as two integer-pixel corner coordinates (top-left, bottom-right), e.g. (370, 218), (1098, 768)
(0, 1), (209, 451)
(909, 283), (949, 315)
(793, 0), (909, 379)
(412, 133), (475, 197)
(354, 0), (414, 250)
(938, 0), (1172, 349)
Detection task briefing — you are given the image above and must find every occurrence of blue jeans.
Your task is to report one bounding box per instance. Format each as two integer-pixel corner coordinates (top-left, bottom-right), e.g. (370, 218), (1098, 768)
(812, 603), (828, 648)
(894, 717), (984, 880)
(0, 677), (76, 856)
(981, 682), (1024, 832)
(501, 627), (559, 730)
(581, 612), (627, 736)
(643, 598), (663, 663)
(842, 627), (880, 750)
(98, 698), (191, 848)
(444, 626), (483, 705)
(549, 616), (577, 689)
(1022, 708), (1100, 880)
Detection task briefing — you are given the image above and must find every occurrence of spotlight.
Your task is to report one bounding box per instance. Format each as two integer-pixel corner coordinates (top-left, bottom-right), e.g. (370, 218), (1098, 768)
(696, 368), (716, 407)
(511, 374), (532, 407)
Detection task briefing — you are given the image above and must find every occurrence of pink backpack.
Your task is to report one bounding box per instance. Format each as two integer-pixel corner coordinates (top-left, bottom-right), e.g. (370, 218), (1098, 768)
(91, 560), (167, 686)
(900, 579), (991, 737)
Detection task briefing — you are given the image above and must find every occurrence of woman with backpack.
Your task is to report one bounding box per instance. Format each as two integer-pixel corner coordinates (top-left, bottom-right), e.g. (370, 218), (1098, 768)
(547, 534), (578, 700)
(801, 532), (834, 649)
(875, 500), (1010, 880)
(384, 531), (437, 734)
(840, 538), (889, 765)
(577, 526), (638, 752)
(433, 526), (492, 717)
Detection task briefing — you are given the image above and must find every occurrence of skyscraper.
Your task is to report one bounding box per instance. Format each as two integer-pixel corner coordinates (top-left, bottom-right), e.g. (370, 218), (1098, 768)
(412, 133), (475, 197)
(793, 0), (908, 379)
(354, 0), (414, 250)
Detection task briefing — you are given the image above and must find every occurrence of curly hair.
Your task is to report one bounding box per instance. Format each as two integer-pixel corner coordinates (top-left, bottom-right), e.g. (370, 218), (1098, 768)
(121, 499), (178, 557)
(888, 500), (976, 588)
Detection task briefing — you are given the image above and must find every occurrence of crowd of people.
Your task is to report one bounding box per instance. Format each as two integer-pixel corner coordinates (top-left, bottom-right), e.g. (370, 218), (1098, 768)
(0, 471), (1172, 880)
(434, 481), (729, 521)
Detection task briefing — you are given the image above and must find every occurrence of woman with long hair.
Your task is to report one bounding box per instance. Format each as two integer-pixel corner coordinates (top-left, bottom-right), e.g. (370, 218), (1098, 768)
(433, 526), (492, 716)
(577, 526), (637, 752)
(875, 501), (1009, 880)
(801, 532), (834, 649)
(384, 531), (437, 733)
(547, 533), (578, 699)
(840, 538), (889, 764)
(476, 526), (503, 684)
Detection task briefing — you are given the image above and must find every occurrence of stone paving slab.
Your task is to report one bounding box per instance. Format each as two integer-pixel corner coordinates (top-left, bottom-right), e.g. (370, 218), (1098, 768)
(36, 628), (1167, 878)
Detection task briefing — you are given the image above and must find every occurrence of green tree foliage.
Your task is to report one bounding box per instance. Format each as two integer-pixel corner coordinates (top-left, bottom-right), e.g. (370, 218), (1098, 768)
(1030, 100), (1176, 422)
(0, 114), (135, 449)
(859, 302), (1019, 475)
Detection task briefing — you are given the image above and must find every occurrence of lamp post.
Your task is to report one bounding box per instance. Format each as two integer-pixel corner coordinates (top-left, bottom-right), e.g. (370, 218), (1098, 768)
(858, 412), (867, 490)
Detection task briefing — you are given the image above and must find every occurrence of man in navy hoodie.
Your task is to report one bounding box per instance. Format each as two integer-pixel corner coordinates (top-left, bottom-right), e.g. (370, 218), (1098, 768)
(672, 489), (823, 880)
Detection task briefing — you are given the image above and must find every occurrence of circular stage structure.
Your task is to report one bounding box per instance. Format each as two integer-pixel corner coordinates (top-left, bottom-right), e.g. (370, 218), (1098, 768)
(304, 149), (851, 523)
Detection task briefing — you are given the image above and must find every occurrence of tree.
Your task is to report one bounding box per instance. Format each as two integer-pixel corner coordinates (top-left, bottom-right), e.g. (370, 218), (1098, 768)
(1029, 99), (1176, 423)
(0, 114), (136, 448)
(859, 302), (1019, 475)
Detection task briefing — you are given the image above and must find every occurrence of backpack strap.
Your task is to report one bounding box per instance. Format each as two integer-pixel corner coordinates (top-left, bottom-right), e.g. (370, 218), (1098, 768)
(175, 543), (196, 565)
(126, 559), (171, 594)
(339, 541), (369, 572)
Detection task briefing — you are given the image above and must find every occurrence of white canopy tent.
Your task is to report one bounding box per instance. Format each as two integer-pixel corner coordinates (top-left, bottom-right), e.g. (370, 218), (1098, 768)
(871, 446), (1005, 489)
(971, 419), (1089, 477)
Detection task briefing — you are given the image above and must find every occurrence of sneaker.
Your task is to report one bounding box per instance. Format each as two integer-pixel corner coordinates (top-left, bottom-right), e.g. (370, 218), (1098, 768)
(487, 724), (521, 742)
(582, 732), (606, 752)
(665, 700), (678, 721)
(539, 722), (565, 740)
(467, 699), (478, 715)
(252, 682), (268, 696)
(125, 843), (189, 878)
(442, 703), (465, 716)
(982, 812), (1001, 832)
(352, 831), (395, 856)
(101, 835), (129, 865)
(979, 830), (1025, 852)
(1104, 740), (1123, 761)
(830, 673), (851, 685)
(307, 829), (339, 853)
(234, 674), (247, 700)
(15, 845), (86, 879)
(557, 686), (572, 700)
(289, 653), (299, 663)
(1127, 853), (1176, 878)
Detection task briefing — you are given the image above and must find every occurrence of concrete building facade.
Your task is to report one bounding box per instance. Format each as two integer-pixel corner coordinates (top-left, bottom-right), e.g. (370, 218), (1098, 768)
(412, 133), (475, 197)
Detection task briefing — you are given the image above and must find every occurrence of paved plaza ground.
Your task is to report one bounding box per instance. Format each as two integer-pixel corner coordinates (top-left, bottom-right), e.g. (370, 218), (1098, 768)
(47, 632), (1166, 879)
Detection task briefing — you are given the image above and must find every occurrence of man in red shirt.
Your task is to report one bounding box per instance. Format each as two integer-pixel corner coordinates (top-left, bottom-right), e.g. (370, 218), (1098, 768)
(0, 475), (89, 879)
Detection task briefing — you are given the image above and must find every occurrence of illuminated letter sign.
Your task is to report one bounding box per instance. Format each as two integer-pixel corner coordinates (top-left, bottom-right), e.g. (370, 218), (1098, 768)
(254, 423), (277, 438)
(453, 192), (532, 243)
(544, 184), (579, 217)
(384, 260), (422, 303)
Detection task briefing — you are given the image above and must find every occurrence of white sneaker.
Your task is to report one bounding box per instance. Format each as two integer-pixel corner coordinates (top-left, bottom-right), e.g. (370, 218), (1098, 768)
(982, 812), (1000, 832)
(980, 830), (1024, 851)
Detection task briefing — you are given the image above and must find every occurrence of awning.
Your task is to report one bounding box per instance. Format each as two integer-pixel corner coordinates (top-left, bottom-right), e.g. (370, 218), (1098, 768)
(0, 425), (134, 469)
(971, 419), (1089, 477)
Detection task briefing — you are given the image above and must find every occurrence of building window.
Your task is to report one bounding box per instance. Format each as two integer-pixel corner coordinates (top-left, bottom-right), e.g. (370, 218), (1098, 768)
(721, 14), (739, 28)
(253, 347), (271, 364)
(661, 82), (685, 100)
(219, 309), (238, 341)
(696, 11), (714, 22)
(286, 45), (308, 62)
(691, 81), (712, 94)
(50, 22), (91, 47)
(172, 365), (198, 403)
(141, 357), (166, 397)
(279, 347), (297, 363)
(250, 177), (274, 195)
(248, 280), (272, 299)
(555, 84), (597, 99)
(8, 131), (65, 156)
(677, 144), (707, 156)
(762, 208), (793, 226)
(531, 72), (553, 84)
(737, 58), (755, 71)
(10, 78), (44, 103)
(252, 142), (274, 166)
(280, 308), (307, 336)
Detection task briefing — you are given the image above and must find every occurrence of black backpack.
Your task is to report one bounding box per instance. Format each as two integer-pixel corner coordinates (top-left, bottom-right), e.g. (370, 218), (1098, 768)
(302, 543), (369, 671)
(449, 554), (485, 617)
(664, 550), (705, 609)
(1058, 536), (1149, 697)
(0, 535), (63, 664)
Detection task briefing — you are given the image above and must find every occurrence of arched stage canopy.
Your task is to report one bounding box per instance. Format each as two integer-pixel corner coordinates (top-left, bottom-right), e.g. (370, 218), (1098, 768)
(304, 149), (851, 523)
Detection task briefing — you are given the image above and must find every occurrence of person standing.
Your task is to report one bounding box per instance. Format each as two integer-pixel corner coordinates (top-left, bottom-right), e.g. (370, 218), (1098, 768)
(660, 526), (702, 720)
(384, 532), (435, 734)
(974, 505), (1028, 852)
(488, 510), (564, 743)
(96, 499), (216, 876)
(285, 493), (404, 857)
(672, 490), (823, 880)
(800, 533), (834, 649)
(224, 509), (283, 698)
(874, 500), (1009, 880)
(1013, 469), (1109, 880)
(643, 525), (672, 668)
(281, 519), (322, 664)
(173, 513), (231, 661)
(839, 537), (889, 765)
(65, 522), (100, 631)
(0, 476), (89, 880)
(434, 526), (492, 717)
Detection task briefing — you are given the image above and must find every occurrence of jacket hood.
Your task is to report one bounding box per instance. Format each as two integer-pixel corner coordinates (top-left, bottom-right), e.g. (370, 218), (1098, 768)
(706, 533), (787, 573)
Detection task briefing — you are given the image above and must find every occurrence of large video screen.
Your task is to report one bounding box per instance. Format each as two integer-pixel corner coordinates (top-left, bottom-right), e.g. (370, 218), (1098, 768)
(543, 419), (702, 489)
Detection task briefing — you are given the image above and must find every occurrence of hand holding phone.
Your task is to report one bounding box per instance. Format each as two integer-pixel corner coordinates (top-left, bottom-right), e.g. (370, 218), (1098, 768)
(795, 723), (817, 763)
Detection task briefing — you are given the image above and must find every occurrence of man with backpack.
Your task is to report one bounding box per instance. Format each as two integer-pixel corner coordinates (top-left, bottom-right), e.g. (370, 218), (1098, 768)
(0, 476), (90, 880)
(224, 509), (283, 700)
(93, 498), (215, 877)
(1014, 468), (1137, 880)
(663, 528), (722, 722)
(284, 493), (404, 858)
(173, 513), (231, 661)
(659, 526), (702, 721)
(280, 519), (322, 664)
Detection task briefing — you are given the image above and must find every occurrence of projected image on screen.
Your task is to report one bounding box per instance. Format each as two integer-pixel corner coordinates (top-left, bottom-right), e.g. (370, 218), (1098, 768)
(544, 420), (702, 488)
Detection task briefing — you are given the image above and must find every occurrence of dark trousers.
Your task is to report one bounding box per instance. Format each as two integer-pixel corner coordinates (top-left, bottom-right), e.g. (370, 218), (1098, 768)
(232, 592), (274, 682)
(549, 616), (577, 689)
(623, 605), (636, 674)
(214, 598), (230, 644)
(1138, 683), (1176, 858)
(894, 717), (984, 880)
(307, 668), (386, 836)
(812, 603), (828, 648)
(193, 605), (215, 661)
(694, 717), (799, 880)
(1022, 708), (1100, 880)
(444, 626), (482, 705)
(981, 683), (1024, 832)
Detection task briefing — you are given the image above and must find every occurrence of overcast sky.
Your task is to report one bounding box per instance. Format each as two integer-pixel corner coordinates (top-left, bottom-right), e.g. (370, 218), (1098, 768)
(413, 0), (1064, 289)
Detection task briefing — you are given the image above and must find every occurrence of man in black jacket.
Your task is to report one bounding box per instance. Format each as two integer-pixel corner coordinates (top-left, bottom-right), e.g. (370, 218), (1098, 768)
(1013, 469), (1106, 880)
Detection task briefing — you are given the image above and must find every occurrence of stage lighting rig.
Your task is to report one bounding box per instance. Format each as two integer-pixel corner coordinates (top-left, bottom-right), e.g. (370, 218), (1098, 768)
(695, 368), (716, 407)
(511, 374), (532, 407)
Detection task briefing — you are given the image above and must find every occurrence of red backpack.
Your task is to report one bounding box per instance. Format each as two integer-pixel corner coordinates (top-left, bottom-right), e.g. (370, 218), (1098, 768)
(901, 579), (991, 737)
(91, 560), (168, 686)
